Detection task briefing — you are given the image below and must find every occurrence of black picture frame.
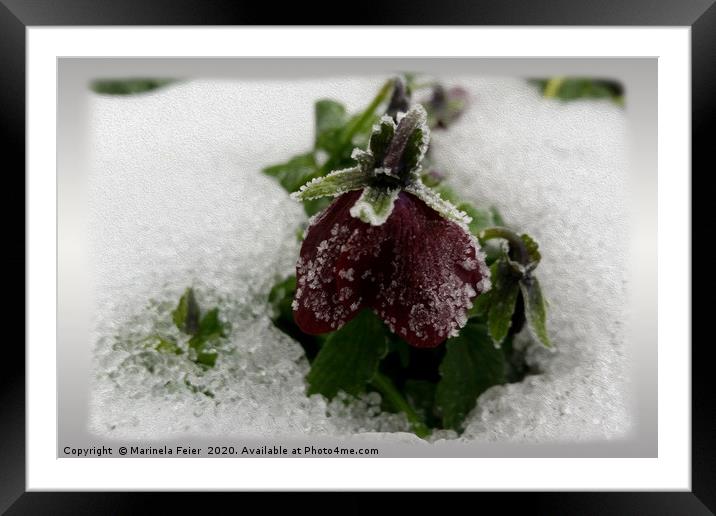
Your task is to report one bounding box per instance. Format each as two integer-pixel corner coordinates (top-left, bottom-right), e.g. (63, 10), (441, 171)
(4, 0), (709, 511)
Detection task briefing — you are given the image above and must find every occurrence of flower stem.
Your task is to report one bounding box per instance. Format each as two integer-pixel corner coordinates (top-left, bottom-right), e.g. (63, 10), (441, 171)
(341, 79), (395, 147)
(319, 79), (395, 176)
(480, 226), (529, 265)
(370, 371), (431, 438)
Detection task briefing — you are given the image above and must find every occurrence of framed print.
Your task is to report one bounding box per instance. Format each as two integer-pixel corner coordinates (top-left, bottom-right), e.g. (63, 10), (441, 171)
(6, 0), (709, 510)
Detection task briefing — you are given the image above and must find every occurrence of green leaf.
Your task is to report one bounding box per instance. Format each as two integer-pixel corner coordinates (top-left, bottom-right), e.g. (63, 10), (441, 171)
(368, 116), (396, 163)
(291, 166), (371, 201)
(403, 380), (437, 424)
(457, 202), (496, 236)
(468, 262), (498, 319)
(188, 308), (226, 368)
(348, 186), (400, 226)
(400, 120), (429, 175)
(339, 79), (394, 149)
(520, 233), (541, 266)
(90, 78), (174, 95)
(351, 149), (375, 170)
(307, 310), (388, 399)
(490, 207), (505, 226)
(154, 336), (183, 355)
(196, 308), (225, 340)
(468, 290), (491, 319)
(302, 197), (332, 217)
(315, 100), (348, 152)
(382, 105), (428, 177)
(387, 336), (411, 368)
(487, 261), (521, 346)
(434, 184), (460, 204)
(519, 276), (552, 348)
(430, 186), (499, 236)
(535, 77), (623, 105)
(172, 288), (200, 335)
(262, 152), (320, 194)
(315, 100), (347, 136)
(436, 322), (507, 432)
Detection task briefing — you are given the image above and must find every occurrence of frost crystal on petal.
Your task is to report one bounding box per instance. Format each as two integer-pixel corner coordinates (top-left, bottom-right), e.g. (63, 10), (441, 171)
(294, 190), (490, 348)
(404, 180), (472, 230)
(294, 191), (367, 334)
(369, 192), (490, 347)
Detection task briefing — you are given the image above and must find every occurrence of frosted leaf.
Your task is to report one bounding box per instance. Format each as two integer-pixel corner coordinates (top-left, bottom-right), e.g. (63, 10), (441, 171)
(519, 276), (552, 349)
(404, 180), (472, 230)
(291, 167), (371, 201)
(349, 187), (400, 226)
(382, 105), (429, 180)
(400, 117), (430, 175)
(351, 148), (375, 170)
(368, 115), (397, 163)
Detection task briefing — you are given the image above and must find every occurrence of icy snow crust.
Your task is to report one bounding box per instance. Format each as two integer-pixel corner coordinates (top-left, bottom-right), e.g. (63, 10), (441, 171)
(89, 77), (630, 442)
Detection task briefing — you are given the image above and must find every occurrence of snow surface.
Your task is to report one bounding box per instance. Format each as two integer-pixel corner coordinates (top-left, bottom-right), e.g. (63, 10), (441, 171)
(89, 76), (630, 442)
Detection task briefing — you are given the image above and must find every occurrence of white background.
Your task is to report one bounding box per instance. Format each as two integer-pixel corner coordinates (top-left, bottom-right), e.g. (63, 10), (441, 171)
(27, 27), (690, 490)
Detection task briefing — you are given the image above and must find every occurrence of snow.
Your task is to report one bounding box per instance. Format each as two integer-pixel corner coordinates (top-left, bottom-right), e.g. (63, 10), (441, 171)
(89, 76), (631, 443)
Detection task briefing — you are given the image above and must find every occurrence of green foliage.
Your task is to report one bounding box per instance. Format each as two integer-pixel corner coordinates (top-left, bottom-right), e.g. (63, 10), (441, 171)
(403, 380), (437, 427)
(262, 80), (394, 215)
(188, 308), (225, 367)
(532, 77), (624, 105)
(90, 78), (175, 95)
(306, 310), (388, 399)
(315, 100), (348, 152)
(262, 78), (553, 437)
(487, 261), (522, 346)
(166, 287), (228, 368)
(520, 277), (552, 348)
(436, 323), (507, 431)
(173, 288), (200, 335)
(263, 153), (321, 194)
(434, 185), (502, 237)
(266, 268), (533, 437)
(369, 117), (396, 162)
(153, 336), (183, 356)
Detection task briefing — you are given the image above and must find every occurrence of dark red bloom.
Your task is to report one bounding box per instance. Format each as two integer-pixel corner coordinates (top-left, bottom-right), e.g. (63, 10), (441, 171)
(293, 189), (491, 347)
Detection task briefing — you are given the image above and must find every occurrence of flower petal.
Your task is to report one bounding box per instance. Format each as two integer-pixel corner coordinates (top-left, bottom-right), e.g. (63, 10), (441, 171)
(372, 192), (491, 348)
(333, 220), (393, 316)
(293, 190), (366, 334)
(404, 180), (472, 230)
(294, 190), (491, 348)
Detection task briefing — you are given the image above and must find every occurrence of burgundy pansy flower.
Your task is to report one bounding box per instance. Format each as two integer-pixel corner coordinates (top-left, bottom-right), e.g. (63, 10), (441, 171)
(290, 105), (491, 348)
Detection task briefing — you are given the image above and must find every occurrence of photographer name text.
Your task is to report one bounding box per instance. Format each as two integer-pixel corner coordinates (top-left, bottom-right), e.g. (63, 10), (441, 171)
(62, 444), (380, 457)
